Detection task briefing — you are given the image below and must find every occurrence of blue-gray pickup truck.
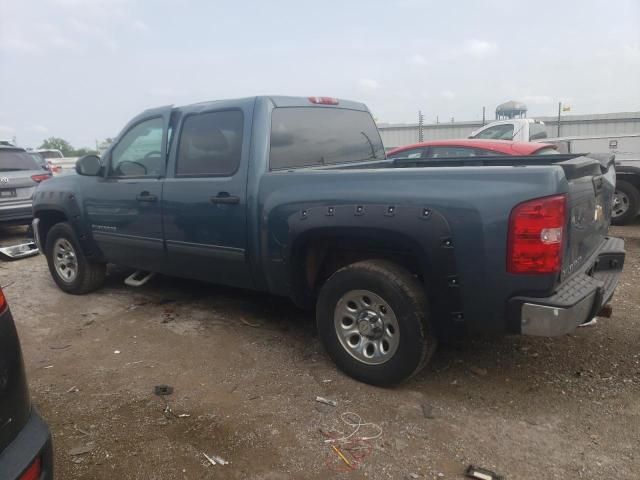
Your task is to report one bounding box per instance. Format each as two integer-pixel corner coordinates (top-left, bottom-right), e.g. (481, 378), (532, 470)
(31, 96), (625, 385)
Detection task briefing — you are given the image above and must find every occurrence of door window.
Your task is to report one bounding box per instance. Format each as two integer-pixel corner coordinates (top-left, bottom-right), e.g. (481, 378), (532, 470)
(110, 117), (164, 177)
(176, 110), (244, 177)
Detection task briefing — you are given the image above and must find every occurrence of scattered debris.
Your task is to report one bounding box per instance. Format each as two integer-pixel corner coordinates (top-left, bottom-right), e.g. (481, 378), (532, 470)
(469, 366), (488, 376)
(43, 365), (54, 369)
(49, 343), (71, 350)
(0, 241), (39, 260)
(113, 350), (121, 354)
(321, 412), (381, 472)
(316, 396), (338, 407)
(331, 444), (352, 468)
(124, 360), (143, 366)
(203, 452), (228, 466)
(74, 425), (90, 436)
(69, 443), (96, 456)
(154, 385), (174, 396)
(421, 403), (435, 419)
(66, 386), (79, 393)
(178, 413), (191, 418)
(409, 474), (420, 479)
(464, 464), (505, 480)
(240, 317), (261, 328)
(579, 318), (598, 328)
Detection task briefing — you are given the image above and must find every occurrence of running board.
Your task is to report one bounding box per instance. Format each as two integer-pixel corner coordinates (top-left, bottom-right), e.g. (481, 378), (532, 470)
(0, 241), (39, 260)
(124, 270), (156, 287)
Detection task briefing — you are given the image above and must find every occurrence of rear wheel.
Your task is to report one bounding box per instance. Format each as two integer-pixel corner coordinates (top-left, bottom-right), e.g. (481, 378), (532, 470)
(316, 260), (436, 386)
(611, 180), (640, 225)
(45, 222), (106, 294)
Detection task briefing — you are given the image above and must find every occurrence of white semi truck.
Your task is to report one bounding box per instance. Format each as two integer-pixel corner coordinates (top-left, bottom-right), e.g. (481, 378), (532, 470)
(470, 119), (640, 225)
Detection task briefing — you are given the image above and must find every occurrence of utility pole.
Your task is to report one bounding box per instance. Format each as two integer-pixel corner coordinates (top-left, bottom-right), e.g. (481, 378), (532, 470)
(418, 110), (424, 142)
(482, 106), (486, 126)
(557, 102), (562, 137)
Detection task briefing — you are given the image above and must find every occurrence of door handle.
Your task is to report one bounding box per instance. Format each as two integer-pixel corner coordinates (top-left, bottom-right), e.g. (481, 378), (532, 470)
(210, 192), (240, 205)
(136, 191), (157, 202)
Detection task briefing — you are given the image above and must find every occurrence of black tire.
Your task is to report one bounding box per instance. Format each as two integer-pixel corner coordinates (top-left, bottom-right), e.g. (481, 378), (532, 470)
(45, 222), (106, 294)
(316, 259), (436, 386)
(612, 180), (640, 226)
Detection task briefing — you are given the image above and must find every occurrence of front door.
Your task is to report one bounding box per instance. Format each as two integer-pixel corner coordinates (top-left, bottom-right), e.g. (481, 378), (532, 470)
(162, 101), (253, 288)
(84, 107), (171, 270)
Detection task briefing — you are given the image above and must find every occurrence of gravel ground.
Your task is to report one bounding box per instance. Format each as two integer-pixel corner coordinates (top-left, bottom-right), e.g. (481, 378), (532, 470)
(1, 220), (639, 480)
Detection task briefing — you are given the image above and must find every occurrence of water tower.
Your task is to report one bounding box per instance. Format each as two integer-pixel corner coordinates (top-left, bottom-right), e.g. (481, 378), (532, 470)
(495, 100), (527, 120)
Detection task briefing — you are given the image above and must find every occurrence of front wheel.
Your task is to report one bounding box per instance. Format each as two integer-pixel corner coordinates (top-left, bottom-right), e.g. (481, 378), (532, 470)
(45, 222), (106, 294)
(316, 260), (436, 386)
(611, 180), (640, 226)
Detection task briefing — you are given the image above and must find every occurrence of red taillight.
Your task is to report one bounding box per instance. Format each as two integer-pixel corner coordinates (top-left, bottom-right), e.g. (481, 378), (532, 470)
(308, 96), (339, 105)
(19, 457), (41, 480)
(31, 174), (51, 183)
(0, 287), (6, 312)
(507, 194), (566, 274)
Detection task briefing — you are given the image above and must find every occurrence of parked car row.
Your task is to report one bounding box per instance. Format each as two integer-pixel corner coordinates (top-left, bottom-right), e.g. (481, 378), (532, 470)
(468, 118), (640, 225)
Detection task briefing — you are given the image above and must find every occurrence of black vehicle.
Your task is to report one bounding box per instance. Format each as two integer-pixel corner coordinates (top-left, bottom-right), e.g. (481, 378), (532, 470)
(0, 287), (53, 479)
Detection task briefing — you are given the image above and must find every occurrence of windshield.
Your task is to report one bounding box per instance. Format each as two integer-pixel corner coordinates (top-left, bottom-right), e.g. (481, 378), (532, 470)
(37, 150), (63, 159)
(0, 150), (41, 171)
(270, 107), (385, 169)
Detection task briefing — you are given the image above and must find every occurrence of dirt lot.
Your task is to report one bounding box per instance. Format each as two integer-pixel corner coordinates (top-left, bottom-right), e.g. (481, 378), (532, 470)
(1, 221), (639, 480)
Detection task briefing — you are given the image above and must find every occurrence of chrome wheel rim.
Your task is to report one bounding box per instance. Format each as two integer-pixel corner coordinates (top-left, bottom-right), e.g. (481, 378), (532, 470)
(333, 289), (400, 365)
(612, 189), (629, 218)
(53, 238), (78, 283)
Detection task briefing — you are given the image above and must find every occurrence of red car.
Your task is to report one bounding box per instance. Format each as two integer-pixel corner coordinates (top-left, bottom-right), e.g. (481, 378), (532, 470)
(386, 139), (558, 159)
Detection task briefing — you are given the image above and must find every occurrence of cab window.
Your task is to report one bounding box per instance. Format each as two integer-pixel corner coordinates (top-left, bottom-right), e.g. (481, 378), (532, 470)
(110, 117), (164, 177)
(427, 146), (477, 158)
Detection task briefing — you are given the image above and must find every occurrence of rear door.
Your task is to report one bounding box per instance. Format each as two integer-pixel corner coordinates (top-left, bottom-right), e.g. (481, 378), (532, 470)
(83, 107), (171, 270)
(162, 99), (254, 288)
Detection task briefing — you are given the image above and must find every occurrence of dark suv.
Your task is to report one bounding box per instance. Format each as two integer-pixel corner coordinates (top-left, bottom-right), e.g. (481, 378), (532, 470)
(0, 287), (53, 479)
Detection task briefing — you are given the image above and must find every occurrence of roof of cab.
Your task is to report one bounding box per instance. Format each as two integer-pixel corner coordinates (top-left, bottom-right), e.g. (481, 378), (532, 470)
(175, 95), (368, 112)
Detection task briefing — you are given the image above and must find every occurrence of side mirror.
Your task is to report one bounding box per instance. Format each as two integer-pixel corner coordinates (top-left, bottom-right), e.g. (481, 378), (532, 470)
(76, 155), (103, 176)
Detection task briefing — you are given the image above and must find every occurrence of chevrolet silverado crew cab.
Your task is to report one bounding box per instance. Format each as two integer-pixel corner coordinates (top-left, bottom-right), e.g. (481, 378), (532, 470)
(32, 96), (625, 385)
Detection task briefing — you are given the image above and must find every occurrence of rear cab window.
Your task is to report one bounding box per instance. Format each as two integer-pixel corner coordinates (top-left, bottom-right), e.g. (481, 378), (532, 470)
(269, 107), (385, 169)
(0, 149), (41, 171)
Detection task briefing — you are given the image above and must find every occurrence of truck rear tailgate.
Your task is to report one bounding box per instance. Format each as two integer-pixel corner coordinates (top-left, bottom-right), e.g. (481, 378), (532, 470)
(560, 154), (616, 281)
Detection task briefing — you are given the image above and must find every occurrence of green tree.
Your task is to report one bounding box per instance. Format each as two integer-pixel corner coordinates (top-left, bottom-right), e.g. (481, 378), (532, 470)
(71, 147), (98, 157)
(39, 137), (74, 156)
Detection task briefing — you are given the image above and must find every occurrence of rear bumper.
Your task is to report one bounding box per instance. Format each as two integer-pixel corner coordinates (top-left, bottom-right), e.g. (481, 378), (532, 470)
(0, 202), (32, 224)
(509, 236), (625, 336)
(0, 409), (53, 480)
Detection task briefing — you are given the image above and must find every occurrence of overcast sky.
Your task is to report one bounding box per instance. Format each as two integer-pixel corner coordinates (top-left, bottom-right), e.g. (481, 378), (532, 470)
(1, 0), (639, 148)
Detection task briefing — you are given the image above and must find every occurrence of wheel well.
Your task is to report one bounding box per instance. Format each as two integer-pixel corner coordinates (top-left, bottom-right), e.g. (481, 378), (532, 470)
(35, 210), (68, 248)
(617, 172), (640, 193)
(291, 230), (427, 307)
